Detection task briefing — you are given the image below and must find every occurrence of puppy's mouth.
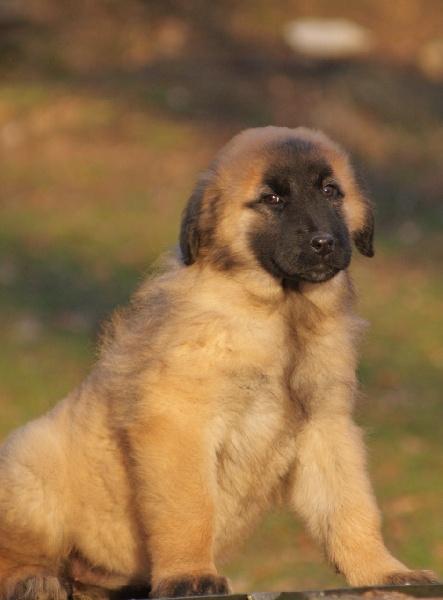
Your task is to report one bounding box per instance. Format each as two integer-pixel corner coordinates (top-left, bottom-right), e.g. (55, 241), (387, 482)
(271, 258), (347, 284)
(297, 265), (342, 283)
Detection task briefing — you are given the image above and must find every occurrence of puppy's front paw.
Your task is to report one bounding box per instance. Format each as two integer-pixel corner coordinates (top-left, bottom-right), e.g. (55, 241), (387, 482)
(151, 573), (230, 598)
(382, 569), (440, 586)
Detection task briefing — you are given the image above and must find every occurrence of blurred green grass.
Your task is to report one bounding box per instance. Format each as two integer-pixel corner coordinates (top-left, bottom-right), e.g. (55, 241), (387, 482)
(1, 0), (443, 593)
(0, 96), (442, 589)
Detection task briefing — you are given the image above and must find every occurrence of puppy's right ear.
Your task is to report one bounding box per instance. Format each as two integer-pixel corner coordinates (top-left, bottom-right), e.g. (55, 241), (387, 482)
(353, 200), (375, 257)
(179, 178), (206, 266)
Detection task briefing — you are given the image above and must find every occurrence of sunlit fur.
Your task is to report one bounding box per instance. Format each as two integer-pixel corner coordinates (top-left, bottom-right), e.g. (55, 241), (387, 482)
(0, 127), (437, 600)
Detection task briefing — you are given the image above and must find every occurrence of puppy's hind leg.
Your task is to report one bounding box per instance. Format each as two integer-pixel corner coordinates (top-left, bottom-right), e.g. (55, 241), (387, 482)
(0, 555), (72, 600)
(0, 413), (76, 598)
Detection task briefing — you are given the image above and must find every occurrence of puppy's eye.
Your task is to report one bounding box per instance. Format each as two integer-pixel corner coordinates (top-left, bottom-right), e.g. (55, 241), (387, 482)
(263, 194), (283, 206)
(323, 184), (340, 198)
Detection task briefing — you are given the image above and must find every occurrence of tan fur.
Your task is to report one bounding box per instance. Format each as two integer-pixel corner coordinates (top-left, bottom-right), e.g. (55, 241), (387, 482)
(0, 127), (437, 599)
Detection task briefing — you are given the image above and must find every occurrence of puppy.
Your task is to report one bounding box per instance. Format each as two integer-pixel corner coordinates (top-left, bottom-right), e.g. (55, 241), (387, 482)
(0, 127), (438, 600)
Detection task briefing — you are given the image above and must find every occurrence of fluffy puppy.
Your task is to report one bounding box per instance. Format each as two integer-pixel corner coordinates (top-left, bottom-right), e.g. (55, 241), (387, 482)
(0, 126), (438, 600)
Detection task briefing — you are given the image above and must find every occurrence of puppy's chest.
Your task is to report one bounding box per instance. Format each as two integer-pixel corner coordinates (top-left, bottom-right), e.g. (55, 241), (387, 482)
(213, 372), (299, 552)
(213, 307), (319, 466)
(214, 360), (302, 496)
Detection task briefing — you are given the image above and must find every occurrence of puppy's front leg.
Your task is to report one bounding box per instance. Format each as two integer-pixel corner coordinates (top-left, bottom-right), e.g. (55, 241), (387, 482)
(289, 415), (438, 586)
(127, 411), (230, 598)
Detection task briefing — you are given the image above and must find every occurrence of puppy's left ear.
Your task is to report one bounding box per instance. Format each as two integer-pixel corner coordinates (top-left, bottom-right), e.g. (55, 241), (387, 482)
(179, 186), (203, 266)
(353, 204), (375, 257)
(180, 173), (213, 265)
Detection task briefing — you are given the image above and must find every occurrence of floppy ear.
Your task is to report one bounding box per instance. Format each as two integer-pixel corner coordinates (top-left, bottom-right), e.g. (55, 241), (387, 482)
(353, 204), (375, 257)
(179, 179), (206, 266)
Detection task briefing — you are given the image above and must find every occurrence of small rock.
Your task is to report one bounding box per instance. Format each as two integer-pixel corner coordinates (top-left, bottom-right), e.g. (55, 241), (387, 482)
(283, 18), (376, 59)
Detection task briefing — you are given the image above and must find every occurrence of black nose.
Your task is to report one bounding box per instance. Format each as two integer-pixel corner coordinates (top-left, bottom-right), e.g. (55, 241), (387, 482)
(310, 234), (335, 256)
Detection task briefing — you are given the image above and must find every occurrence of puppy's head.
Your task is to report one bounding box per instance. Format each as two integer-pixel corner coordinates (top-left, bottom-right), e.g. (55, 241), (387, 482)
(180, 126), (374, 284)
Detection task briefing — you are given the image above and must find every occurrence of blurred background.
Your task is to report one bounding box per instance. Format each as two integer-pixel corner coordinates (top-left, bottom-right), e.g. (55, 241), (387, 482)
(0, 0), (442, 593)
